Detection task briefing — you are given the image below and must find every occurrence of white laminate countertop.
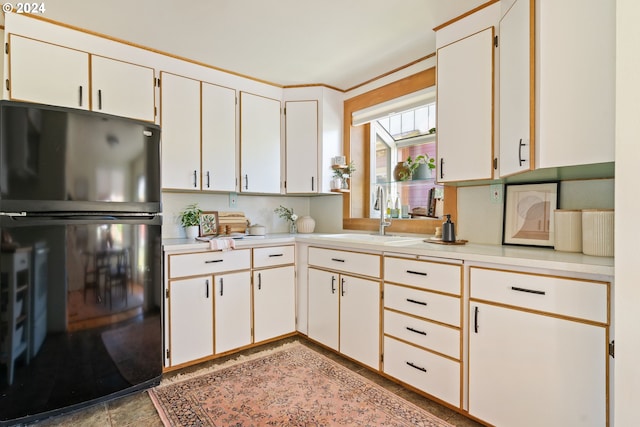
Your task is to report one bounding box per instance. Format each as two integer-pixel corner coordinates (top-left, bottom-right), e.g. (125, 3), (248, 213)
(162, 233), (614, 277)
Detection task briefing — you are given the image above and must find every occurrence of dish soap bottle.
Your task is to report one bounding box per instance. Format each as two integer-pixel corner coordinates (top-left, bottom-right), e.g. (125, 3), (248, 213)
(442, 214), (456, 242)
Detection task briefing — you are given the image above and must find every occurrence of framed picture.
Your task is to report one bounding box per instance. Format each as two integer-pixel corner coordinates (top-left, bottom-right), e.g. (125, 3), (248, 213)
(502, 182), (559, 247)
(199, 211), (219, 237)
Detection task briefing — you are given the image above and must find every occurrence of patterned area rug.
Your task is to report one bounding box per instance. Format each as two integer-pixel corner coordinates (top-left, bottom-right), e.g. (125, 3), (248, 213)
(149, 342), (454, 427)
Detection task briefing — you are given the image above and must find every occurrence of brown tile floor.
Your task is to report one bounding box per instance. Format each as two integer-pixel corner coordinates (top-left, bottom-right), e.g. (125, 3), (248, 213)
(31, 337), (484, 427)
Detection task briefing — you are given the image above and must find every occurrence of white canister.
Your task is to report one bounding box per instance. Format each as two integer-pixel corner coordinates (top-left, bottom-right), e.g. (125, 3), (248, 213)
(553, 210), (582, 252)
(296, 216), (316, 234)
(582, 209), (614, 257)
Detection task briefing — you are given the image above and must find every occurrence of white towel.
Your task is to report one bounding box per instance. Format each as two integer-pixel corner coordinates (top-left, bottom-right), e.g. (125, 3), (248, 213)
(208, 237), (236, 251)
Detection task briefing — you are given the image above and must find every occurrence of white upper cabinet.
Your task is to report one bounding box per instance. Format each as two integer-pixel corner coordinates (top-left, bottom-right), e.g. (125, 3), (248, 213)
(436, 27), (495, 183)
(202, 82), (237, 192)
(160, 72), (201, 191)
(240, 91), (282, 194)
(499, 0), (615, 174)
(160, 74), (238, 192)
(9, 35), (90, 110)
(534, 0), (615, 168)
(499, 0), (534, 177)
(283, 86), (343, 194)
(90, 55), (156, 122)
(285, 100), (318, 194)
(9, 35), (155, 122)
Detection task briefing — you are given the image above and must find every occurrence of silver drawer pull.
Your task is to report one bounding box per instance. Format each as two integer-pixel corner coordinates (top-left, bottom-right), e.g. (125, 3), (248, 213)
(406, 361), (427, 373)
(511, 286), (545, 296)
(406, 270), (427, 276)
(205, 259), (224, 264)
(406, 326), (427, 336)
(406, 298), (427, 306)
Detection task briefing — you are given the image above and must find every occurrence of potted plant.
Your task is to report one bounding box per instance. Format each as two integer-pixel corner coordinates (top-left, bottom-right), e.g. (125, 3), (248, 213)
(404, 154), (436, 180)
(179, 203), (202, 239)
(274, 205), (299, 233)
(332, 161), (356, 189)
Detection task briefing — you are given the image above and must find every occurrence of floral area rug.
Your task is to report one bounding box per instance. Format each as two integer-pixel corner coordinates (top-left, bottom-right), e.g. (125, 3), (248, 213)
(149, 341), (454, 427)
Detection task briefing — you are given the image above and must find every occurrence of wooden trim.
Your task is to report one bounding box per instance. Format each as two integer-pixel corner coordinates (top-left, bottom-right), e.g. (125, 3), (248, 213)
(432, 0), (500, 32)
(343, 53), (436, 93)
(14, 14), (285, 89)
(342, 69), (456, 234)
(13, 14), (432, 93)
(283, 82), (344, 92)
(529, 0), (536, 170)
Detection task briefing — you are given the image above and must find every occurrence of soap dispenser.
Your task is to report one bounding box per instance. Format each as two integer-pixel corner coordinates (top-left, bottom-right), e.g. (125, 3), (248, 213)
(442, 214), (456, 242)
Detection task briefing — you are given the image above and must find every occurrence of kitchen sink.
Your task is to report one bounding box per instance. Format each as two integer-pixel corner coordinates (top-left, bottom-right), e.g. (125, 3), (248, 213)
(311, 233), (424, 246)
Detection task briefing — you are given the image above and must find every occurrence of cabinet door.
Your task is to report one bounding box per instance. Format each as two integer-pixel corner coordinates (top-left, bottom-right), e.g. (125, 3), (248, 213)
(160, 72), (201, 190)
(536, 0), (614, 168)
(499, 0), (534, 177)
(168, 276), (213, 366)
(9, 35), (89, 110)
(253, 266), (295, 342)
(307, 268), (339, 350)
(91, 55), (155, 122)
(339, 275), (380, 369)
(214, 271), (251, 354)
(285, 100), (318, 193)
(469, 302), (607, 427)
(202, 82), (237, 192)
(240, 92), (281, 193)
(436, 27), (494, 182)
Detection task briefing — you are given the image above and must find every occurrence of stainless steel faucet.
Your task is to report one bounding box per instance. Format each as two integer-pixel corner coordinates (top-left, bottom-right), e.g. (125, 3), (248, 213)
(375, 186), (391, 235)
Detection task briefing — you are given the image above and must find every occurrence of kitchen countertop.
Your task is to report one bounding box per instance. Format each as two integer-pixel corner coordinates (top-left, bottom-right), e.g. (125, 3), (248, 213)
(163, 233), (614, 277)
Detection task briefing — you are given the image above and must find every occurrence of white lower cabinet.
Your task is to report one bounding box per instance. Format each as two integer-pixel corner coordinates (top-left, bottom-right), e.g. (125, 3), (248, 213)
(307, 247), (381, 370)
(167, 276), (213, 367)
(468, 266), (610, 426)
(253, 265), (296, 343)
(164, 249), (251, 367)
(214, 271), (252, 354)
(253, 245), (296, 343)
(307, 268), (339, 350)
(384, 336), (460, 407)
(339, 274), (380, 369)
(382, 256), (463, 407)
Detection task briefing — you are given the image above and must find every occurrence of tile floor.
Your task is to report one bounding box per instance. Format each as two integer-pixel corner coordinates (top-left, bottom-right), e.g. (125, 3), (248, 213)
(30, 337), (484, 427)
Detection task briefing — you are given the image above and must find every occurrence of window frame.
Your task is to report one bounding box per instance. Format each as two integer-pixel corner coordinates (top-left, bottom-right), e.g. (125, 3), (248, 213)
(342, 67), (457, 234)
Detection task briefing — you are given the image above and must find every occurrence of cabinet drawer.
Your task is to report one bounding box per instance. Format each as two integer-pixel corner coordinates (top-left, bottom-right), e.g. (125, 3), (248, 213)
(384, 336), (460, 407)
(384, 310), (460, 359)
(253, 246), (295, 268)
(384, 257), (462, 295)
(470, 267), (609, 324)
(169, 249), (250, 278)
(384, 284), (460, 327)
(309, 247), (380, 278)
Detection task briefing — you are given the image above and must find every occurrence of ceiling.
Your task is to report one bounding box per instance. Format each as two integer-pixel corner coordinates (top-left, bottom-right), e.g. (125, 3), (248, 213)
(39, 0), (486, 91)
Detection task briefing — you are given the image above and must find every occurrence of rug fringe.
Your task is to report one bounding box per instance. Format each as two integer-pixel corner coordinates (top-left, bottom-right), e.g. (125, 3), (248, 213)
(157, 340), (302, 387)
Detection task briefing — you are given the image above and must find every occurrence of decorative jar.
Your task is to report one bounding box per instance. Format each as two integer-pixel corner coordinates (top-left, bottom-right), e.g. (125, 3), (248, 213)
(296, 216), (316, 234)
(393, 161), (410, 181)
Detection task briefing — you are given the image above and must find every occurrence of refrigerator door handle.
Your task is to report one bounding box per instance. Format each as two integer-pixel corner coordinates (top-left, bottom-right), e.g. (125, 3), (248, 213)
(0, 212), (27, 217)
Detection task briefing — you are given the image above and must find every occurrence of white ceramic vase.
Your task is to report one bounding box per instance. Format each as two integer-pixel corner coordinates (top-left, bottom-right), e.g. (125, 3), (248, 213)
(296, 216), (316, 234)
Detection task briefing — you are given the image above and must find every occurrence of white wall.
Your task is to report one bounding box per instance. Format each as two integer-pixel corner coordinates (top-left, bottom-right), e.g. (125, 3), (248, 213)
(615, 0), (640, 424)
(457, 179), (614, 245)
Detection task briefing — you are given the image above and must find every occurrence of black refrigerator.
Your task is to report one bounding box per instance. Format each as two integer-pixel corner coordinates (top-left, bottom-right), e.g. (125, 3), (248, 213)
(0, 101), (163, 425)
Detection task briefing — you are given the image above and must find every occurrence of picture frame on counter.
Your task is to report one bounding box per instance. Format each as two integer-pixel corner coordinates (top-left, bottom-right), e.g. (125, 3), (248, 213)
(199, 211), (219, 237)
(502, 182), (559, 247)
